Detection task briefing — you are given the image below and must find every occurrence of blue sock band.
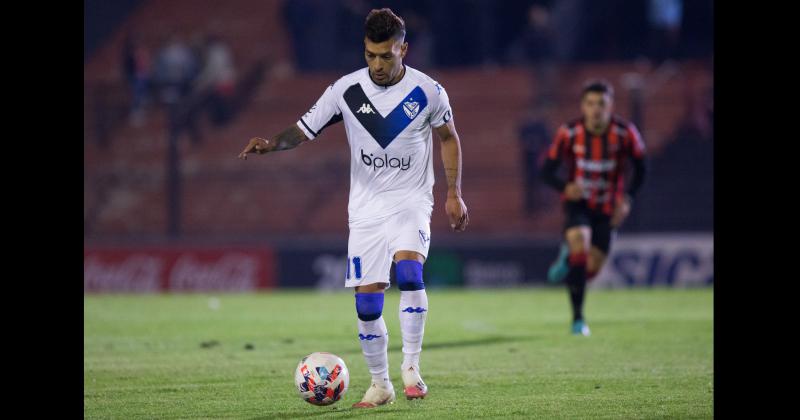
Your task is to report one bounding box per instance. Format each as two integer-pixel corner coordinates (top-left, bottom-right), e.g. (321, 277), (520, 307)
(396, 260), (425, 291)
(355, 293), (384, 321)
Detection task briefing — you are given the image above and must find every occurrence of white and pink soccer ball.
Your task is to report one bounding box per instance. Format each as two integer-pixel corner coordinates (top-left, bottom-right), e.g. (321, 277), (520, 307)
(294, 352), (349, 406)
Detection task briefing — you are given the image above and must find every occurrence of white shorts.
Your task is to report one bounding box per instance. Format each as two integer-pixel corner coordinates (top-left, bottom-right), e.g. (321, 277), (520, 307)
(345, 207), (432, 288)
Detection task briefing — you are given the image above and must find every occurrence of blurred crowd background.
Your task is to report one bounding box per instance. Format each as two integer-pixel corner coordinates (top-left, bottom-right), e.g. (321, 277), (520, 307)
(84, 0), (713, 291)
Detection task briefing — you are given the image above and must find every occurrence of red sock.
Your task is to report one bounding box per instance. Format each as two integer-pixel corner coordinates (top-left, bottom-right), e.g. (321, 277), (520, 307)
(568, 252), (587, 267)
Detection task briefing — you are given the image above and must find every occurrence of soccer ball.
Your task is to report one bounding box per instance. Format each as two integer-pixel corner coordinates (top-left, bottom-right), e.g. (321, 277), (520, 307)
(294, 352), (349, 406)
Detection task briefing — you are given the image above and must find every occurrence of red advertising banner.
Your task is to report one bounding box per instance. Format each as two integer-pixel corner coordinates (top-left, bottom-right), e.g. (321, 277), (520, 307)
(84, 246), (276, 292)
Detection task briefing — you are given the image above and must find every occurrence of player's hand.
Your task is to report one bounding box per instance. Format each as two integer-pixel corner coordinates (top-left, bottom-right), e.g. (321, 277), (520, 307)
(446, 195), (469, 232)
(564, 182), (583, 201)
(238, 137), (273, 160)
(611, 195), (632, 227)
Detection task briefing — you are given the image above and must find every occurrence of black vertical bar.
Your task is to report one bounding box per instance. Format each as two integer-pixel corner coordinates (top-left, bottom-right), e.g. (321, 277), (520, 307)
(167, 109), (181, 237)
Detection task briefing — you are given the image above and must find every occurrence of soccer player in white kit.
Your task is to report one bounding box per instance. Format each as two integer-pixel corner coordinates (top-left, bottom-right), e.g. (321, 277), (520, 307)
(238, 8), (468, 408)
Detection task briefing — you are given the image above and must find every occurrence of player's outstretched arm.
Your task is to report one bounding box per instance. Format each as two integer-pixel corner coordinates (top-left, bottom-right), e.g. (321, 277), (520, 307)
(436, 120), (469, 232)
(611, 156), (646, 227)
(238, 125), (310, 160)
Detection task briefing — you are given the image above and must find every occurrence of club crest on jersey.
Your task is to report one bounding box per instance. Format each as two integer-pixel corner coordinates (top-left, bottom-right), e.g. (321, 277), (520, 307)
(573, 144), (585, 154)
(343, 84), (428, 149)
(357, 103), (376, 114)
(403, 99), (420, 119)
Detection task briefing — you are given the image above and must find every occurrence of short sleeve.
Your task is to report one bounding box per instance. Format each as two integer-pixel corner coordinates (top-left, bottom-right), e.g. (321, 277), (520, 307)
(296, 81), (343, 140)
(547, 125), (570, 160)
(428, 81), (453, 128)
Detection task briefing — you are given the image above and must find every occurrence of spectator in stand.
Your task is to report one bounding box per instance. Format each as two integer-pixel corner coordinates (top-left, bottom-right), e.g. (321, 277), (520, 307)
(121, 33), (152, 126)
(648, 0), (683, 63)
(154, 33), (202, 143)
(507, 3), (554, 64)
(507, 3), (558, 107)
(194, 34), (237, 126)
(403, 10), (434, 70)
(154, 33), (199, 106)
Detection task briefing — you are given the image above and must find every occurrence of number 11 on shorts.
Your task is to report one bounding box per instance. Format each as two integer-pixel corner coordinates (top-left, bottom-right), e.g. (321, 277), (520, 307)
(346, 257), (363, 280)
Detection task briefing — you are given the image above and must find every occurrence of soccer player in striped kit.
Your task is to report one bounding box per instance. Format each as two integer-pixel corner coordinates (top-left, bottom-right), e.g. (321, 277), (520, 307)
(541, 80), (646, 336)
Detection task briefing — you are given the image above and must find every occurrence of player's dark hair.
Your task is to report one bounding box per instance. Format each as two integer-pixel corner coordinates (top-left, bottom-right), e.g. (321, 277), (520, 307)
(581, 80), (614, 99)
(365, 8), (406, 42)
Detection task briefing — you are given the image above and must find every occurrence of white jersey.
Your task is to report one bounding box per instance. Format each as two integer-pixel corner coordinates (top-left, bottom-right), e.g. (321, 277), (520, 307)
(296, 65), (453, 224)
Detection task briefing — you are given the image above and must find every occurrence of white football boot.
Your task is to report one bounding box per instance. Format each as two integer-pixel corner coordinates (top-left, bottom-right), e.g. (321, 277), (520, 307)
(401, 364), (428, 399)
(352, 380), (396, 408)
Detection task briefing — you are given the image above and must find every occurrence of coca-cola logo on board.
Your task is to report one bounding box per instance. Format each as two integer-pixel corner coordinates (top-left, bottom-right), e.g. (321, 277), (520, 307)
(83, 255), (162, 292)
(169, 254), (259, 291)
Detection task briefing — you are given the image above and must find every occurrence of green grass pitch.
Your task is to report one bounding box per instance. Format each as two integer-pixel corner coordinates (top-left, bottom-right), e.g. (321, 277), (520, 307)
(84, 288), (713, 419)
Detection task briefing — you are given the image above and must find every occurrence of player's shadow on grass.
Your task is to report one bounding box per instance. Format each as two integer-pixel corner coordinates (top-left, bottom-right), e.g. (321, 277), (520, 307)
(422, 334), (540, 351)
(330, 334), (540, 356)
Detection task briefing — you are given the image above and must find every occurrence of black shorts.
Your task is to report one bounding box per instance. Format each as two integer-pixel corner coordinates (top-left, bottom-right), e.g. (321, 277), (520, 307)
(563, 200), (616, 254)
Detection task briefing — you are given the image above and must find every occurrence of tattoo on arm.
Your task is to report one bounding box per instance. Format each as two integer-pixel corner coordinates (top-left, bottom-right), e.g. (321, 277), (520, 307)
(440, 129), (462, 196)
(273, 125), (309, 151)
(445, 166), (460, 192)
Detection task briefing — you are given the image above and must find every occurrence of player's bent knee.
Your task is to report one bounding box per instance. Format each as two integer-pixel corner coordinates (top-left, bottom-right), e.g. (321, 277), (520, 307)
(355, 292), (384, 321)
(567, 241), (588, 254)
(569, 245), (587, 256)
(396, 260), (425, 291)
(565, 228), (590, 252)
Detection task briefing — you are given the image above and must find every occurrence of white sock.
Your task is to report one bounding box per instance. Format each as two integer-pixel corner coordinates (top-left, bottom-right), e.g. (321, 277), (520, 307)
(357, 316), (391, 386)
(399, 290), (428, 370)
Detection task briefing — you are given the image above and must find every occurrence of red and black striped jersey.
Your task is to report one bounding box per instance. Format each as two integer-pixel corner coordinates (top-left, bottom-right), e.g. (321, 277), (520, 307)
(544, 115), (646, 215)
